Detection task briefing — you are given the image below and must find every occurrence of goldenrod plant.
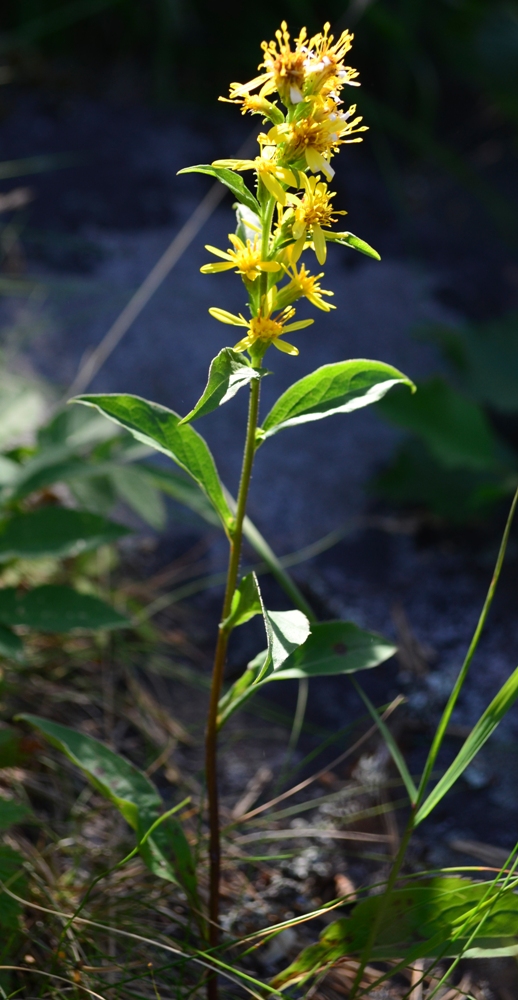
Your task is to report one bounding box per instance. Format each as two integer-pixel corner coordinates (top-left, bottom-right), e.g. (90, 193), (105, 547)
(15, 22), (518, 1000)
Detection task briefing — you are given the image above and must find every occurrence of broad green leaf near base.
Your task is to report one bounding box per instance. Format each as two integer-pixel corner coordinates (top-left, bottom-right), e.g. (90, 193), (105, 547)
(272, 877), (518, 988)
(0, 585), (128, 632)
(180, 348), (265, 424)
(415, 663), (518, 824)
(0, 507), (130, 561)
(178, 164), (260, 214)
(274, 621), (397, 679)
(16, 715), (199, 906)
(260, 360), (415, 439)
(218, 621), (396, 727)
(73, 395), (234, 535)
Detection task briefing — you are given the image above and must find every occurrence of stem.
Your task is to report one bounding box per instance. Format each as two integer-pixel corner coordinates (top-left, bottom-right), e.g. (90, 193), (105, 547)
(205, 375), (261, 986)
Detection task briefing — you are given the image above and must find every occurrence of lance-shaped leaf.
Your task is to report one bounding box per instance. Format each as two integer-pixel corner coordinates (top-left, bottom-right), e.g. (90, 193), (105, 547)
(178, 164), (260, 214)
(16, 715), (199, 905)
(326, 230), (381, 260)
(259, 360), (415, 439)
(0, 585), (128, 632)
(72, 394), (234, 534)
(415, 664), (518, 824)
(0, 507), (131, 562)
(218, 621), (396, 727)
(223, 572), (263, 630)
(272, 876), (518, 988)
(180, 348), (266, 425)
(261, 608), (312, 678)
(273, 621), (397, 680)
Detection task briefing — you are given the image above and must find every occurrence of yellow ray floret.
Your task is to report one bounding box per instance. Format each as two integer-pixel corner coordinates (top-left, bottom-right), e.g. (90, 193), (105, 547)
(208, 305), (313, 356)
(201, 234), (281, 282)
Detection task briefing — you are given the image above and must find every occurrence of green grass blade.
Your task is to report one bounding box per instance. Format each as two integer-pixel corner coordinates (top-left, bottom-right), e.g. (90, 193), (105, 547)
(352, 679), (417, 804)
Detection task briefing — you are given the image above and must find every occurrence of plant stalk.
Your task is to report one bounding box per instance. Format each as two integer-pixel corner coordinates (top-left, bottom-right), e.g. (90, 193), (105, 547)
(205, 375), (261, 981)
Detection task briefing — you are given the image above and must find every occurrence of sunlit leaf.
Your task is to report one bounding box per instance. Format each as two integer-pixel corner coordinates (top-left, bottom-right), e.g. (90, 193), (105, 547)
(180, 348), (265, 424)
(274, 621), (397, 679)
(326, 230), (381, 259)
(0, 585), (128, 632)
(272, 876), (518, 988)
(73, 395), (234, 534)
(260, 360), (414, 439)
(0, 507), (130, 561)
(178, 164), (260, 214)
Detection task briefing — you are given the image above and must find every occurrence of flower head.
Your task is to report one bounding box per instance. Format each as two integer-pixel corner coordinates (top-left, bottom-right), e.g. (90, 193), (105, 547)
(201, 234), (281, 282)
(267, 100), (367, 179)
(212, 152), (298, 205)
(276, 262), (335, 312)
(286, 175), (346, 264)
(208, 304), (313, 356)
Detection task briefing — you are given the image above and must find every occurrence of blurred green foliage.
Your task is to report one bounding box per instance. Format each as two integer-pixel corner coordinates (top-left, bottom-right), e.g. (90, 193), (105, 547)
(373, 314), (518, 522)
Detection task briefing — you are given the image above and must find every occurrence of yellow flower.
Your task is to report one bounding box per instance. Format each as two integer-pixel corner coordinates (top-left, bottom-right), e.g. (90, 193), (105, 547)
(201, 234), (281, 282)
(276, 262), (335, 312)
(223, 22), (361, 109)
(267, 100), (367, 180)
(286, 175), (346, 264)
(208, 305), (313, 356)
(212, 151), (298, 205)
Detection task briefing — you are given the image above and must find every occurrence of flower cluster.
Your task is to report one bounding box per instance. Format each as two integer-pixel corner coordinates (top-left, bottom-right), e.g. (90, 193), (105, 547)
(193, 21), (378, 358)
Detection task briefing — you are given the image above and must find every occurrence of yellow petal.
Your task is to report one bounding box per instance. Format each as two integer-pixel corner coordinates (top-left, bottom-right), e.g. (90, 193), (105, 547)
(259, 261), (281, 271)
(290, 234), (307, 263)
(209, 308), (248, 326)
(200, 262), (234, 273)
(273, 339), (299, 355)
(283, 319), (314, 332)
(261, 171), (287, 205)
(312, 224), (327, 265)
(233, 335), (253, 351)
(292, 220), (305, 240)
(205, 244), (233, 261)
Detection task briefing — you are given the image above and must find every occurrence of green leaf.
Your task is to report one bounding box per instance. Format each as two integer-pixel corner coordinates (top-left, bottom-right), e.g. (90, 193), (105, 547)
(16, 715), (198, 900)
(260, 361), (414, 439)
(415, 664), (518, 824)
(218, 621), (396, 727)
(109, 465), (167, 529)
(272, 621), (397, 680)
(0, 798), (32, 831)
(73, 395), (234, 535)
(262, 609), (312, 677)
(0, 507), (130, 561)
(178, 164), (261, 214)
(377, 377), (507, 472)
(180, 348), (264, 424)
(38, 403), (119, 449)
(0, 624), (24, 661)
(0, 585), (128, 632)
(272, 876), (518, 987)
(0, 727), (27, 767)
(8, 448), (85, 500)
(326, 230), (381, 259)
(224, 572), (263, 629)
